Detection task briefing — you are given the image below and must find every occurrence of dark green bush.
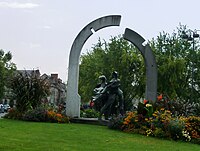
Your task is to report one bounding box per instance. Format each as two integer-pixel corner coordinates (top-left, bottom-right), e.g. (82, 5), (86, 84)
(4, 108), (23, 120)
(10, 70), (50, 113)
(170, 99), (199, 117)
(137, 102), (147, 116)
(108, 115), (124, 130)
(167, 118), (185, 140)
(22, 107), (48, 122)
(153, 128), (167, 138)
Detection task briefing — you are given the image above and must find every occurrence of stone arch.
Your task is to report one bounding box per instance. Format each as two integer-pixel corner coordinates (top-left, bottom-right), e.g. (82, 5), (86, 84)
(123, 28), (157, 102)
(66, 16), (157, 118)
(66, 15), (121, 117)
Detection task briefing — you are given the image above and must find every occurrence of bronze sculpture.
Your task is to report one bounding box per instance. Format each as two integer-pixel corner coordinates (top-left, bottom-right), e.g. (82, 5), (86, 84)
(92, 71), (124, 120)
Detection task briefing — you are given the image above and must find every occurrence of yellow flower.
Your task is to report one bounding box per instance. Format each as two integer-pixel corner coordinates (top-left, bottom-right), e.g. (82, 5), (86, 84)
(146, 129), (153, 136)
(146, 104), (152, 107)
(152, 113), (157, 117)
(123, 121), (128, 125)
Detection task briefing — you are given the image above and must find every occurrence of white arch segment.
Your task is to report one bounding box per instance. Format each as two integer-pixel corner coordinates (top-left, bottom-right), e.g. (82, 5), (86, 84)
(66, 15), (121, 117)
(123, 28), (157, 102)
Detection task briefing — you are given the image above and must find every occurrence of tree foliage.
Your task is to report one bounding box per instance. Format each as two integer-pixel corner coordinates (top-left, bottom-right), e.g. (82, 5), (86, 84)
(0, 49), (16, 100)
(79, 37), (145, 110)
(150, 25), (200, 102)
(79, 25), (200, 108)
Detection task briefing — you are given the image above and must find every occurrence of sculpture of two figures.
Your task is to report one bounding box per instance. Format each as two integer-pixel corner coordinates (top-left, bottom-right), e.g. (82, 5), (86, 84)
(92, 71), (124, 120)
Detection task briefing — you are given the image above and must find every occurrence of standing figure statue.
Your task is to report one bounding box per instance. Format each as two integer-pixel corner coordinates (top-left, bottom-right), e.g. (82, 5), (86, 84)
(92, 71), (124, 120)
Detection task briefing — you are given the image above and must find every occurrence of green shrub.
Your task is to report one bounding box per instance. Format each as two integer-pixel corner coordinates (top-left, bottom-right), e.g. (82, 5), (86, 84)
(153, 128), (167, 138)
(167, 118), (185, 140)
(80, 109), (99, 118)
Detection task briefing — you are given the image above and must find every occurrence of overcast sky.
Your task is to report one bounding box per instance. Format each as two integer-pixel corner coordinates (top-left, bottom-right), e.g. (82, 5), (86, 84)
(0, 0), (200, 82)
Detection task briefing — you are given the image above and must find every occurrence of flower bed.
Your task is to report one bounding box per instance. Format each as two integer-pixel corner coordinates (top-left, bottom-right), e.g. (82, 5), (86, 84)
(4, 107), (70, 124)
(108, 100), (200, 144)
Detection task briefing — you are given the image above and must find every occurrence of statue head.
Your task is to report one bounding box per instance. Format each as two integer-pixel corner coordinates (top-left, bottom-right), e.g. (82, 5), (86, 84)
(99, 75), (106, 82)
(112, 71), (118, 79)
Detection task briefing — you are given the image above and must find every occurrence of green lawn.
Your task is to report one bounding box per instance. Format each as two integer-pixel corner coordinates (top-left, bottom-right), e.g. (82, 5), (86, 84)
(0, 119), (199, 151)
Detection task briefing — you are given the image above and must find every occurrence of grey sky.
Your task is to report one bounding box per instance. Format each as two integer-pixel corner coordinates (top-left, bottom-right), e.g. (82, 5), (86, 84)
(0, 0), (199, 82)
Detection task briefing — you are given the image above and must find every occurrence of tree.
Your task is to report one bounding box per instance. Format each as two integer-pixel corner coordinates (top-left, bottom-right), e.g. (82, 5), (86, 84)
(149, 25), (200, 102)
(79, 37), (145, 110)
(79, 25), (200, 109)
(0, 49), (16, 100)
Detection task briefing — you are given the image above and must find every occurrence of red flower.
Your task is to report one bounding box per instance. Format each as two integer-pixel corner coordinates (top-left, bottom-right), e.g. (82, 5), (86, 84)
(143, 99), (148, 104)
(157, 94), (163, 101)
(90, 101), (94, 107)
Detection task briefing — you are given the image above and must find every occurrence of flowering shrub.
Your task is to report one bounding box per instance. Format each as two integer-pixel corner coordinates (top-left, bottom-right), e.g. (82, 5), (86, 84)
(107, 95), (200, 144)
(170, 99), (200, 117)
(151, 108), (172, 131)
(4, 108), (23, 120)
(154, 93), (173, 111)
(181, 116), (200, 139)
(154, 93), (200, 117)
(145, 103), (153, 117)
(137, 102), (147, 116)
(108, 107), (200, 144)
(157, 94), (163, 101)
(122, 111), (137, 132)
(182, 130), (191, 142)
(47, 110), (69, 123)
(4, 107), (69, 124)
(146, 129), (153, 136)
(137, 100), (153, 118)
(121, 111), (149, 135)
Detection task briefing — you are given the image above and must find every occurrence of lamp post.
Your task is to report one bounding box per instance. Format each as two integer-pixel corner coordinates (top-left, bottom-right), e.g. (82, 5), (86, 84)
(182, 29), (200, 101)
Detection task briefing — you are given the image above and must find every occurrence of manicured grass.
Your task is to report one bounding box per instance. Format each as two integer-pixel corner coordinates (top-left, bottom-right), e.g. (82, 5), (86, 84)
(0, 119), (199, 151)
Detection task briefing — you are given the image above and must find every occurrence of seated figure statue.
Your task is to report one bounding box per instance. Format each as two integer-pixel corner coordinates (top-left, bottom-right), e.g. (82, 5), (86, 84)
(92, 75), (108, 112)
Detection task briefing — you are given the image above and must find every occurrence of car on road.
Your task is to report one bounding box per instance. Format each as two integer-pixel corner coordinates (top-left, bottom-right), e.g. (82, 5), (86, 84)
(0, 104), (4, 113)
(3, 104), (11, 112)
